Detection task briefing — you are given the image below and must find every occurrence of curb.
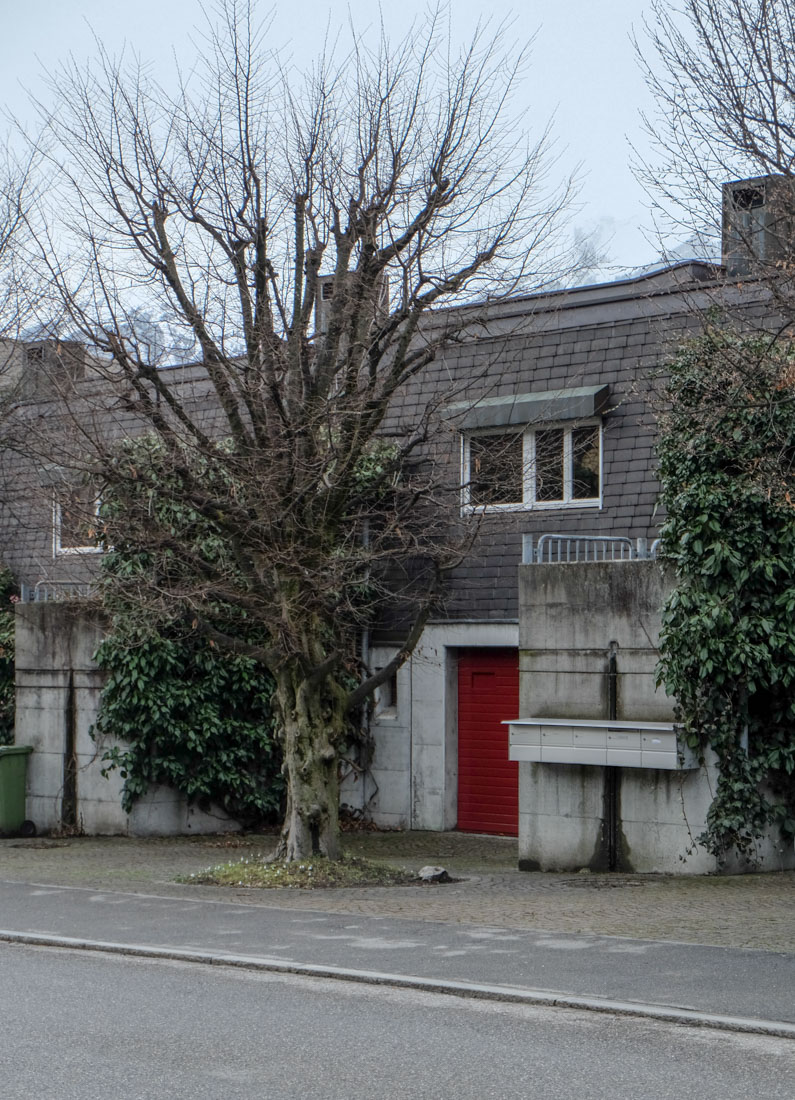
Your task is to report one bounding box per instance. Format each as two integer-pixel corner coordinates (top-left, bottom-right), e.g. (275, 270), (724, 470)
(2, 929), (794, 1040)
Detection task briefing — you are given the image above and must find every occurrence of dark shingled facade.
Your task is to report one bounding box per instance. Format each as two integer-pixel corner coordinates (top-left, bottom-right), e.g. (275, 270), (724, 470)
(0, 261), (738, 616)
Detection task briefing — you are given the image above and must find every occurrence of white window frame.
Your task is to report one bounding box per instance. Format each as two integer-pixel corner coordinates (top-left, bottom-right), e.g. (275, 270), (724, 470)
(53, 488), (103, 556)
(461, 420), (603, 513)
(373, 666), (399, 719)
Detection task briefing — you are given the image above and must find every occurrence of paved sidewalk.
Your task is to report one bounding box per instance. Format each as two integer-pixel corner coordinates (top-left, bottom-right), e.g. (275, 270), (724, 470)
(0, 829), (793, 953)
(3, 880), (795, 1031)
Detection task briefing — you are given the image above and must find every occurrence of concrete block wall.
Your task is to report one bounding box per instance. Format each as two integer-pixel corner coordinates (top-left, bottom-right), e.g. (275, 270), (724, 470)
(340, 644), (413, 829)
(15, 602), (238, 836)
(344, 623), (519, 832)
(516, 560), (795, 874)
(519, 560), (672, 723)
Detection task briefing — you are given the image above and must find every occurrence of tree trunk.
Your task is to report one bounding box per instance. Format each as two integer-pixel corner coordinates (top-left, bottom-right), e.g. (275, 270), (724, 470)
(271, 662), (345, 861)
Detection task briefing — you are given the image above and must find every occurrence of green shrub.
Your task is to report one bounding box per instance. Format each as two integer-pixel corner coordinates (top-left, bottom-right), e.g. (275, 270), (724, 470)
(94, 624), (283, 825)
(92, 436), (283, 825)
(0, 568), (15, 747)
(658, 328), (795, 859)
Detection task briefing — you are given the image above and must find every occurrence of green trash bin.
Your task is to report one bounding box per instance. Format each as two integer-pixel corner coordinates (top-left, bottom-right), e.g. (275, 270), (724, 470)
(0, 745), (33, 835)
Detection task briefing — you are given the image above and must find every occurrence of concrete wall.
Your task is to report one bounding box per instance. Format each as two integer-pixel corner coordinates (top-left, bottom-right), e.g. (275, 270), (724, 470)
(517, 560), (795, 874)
(14, 602), (238, 836)
(520, 560), (671, 723)
(14, 601), (512, 839)
(341, 621), (518, 831)
(340, 642), (413, 830)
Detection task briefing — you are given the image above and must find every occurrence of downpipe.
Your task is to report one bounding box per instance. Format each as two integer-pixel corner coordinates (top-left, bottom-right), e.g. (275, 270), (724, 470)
(605, 640), (620, 872)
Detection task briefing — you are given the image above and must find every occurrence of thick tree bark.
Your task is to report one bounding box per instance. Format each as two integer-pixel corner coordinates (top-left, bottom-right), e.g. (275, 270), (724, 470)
(271, 662), (345, 861)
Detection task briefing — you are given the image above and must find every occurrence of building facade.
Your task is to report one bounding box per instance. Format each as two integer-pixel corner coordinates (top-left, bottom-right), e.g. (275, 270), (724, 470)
(346, 261), (728, 834)
(0, 244), (784, 859)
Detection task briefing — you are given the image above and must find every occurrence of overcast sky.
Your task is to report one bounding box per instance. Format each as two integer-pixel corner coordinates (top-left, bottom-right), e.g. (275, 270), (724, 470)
(2, 0), (665, 273)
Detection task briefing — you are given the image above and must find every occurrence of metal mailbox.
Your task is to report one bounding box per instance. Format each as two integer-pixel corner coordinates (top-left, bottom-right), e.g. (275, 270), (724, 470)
(504, 718), (698, 770)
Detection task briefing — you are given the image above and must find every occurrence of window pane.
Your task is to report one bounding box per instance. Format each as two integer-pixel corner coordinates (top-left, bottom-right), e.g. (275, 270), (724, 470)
(535, 428), (564, 501)
(469, 433), (523, 506)
(59, 486), (99, 550)
(572, 427), (600, 499)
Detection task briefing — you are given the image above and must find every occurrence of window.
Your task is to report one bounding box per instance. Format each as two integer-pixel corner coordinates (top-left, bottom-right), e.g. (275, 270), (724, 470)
(469, 432), (524, 506)
(463, 422), (602, 511)
(377, 669), (399, 714)
(54, 484), (103, 555)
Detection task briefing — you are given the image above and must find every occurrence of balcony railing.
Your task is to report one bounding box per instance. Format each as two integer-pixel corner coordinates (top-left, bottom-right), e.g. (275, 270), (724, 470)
(19, 581), (95, 603)
(522, 534), (661, 565)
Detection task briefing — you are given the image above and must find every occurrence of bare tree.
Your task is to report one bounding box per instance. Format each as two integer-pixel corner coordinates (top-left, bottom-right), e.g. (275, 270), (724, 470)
(636, 0), (795, 455)
(637, 1), (795, 278)
(19, 1), (573, 859)
(0, 142), (36, 377)
(633, 2), (795, 859)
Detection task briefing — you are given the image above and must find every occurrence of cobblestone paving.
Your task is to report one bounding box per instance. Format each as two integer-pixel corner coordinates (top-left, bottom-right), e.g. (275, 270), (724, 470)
(0, 830), (793, 953)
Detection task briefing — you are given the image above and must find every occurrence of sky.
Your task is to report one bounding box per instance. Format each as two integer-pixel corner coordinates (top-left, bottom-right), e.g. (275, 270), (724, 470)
(1, 0), (665, 274)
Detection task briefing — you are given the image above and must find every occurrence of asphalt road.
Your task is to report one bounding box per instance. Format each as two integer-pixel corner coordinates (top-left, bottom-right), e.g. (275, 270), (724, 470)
(2, 943), (794, 1100)
(2, 879), (793, 1026)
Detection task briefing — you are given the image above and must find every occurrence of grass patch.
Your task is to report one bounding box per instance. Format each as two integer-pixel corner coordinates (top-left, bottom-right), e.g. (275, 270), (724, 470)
(180, 852), (420, 889)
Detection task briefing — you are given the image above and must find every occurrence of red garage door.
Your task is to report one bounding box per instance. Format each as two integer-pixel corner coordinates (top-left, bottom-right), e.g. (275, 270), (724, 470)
(457, 648), (519, 836)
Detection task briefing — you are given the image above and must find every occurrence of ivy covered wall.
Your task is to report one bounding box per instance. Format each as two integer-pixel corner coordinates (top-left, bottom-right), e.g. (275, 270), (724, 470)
(0, 568), (15, 746)
(658, 328), (795, 861)
(94, 625), (283, 827)
(92, 439), (283, 826)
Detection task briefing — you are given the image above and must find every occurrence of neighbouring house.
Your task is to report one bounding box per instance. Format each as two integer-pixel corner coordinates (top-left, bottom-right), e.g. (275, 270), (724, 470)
(2, 177), (794, 872)
(351, 176), (795, 873)
(0, 259), (711, 839)
(356, 261), (709, 838)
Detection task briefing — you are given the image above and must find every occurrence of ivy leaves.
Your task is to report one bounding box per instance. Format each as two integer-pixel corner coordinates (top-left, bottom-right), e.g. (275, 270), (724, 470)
(92, 438), (283, 825)
(94, 622), (283, 825)
(0, 567), (15, 746)
(658, 328), (795, 858)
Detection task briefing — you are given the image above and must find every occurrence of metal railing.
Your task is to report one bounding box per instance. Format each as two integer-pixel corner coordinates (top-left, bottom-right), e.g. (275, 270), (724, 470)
(19, 581), (95, 603)
(522, 534), (662, 565)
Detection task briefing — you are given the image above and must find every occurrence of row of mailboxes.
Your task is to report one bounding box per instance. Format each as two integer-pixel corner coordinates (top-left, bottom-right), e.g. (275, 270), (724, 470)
(505, 718), (698, 770)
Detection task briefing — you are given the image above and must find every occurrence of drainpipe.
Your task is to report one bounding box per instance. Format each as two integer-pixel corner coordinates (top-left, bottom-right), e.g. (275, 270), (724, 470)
(359, 520), (372, 813)
(62, 670), (78, 831)
(605, 640), (620, 872)
(361, 519), (371, 677)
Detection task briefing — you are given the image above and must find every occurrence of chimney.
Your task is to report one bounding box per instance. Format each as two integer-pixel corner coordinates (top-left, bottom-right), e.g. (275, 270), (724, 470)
(23, 339), (87, 398)
(313, 272), (390, 338)
(314, 274), (336, 336)
(722, 174), (795, 277)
